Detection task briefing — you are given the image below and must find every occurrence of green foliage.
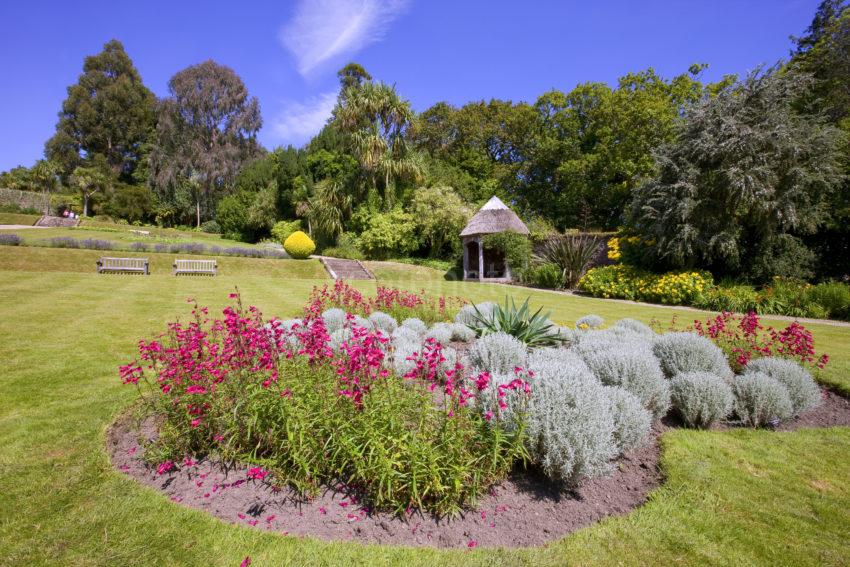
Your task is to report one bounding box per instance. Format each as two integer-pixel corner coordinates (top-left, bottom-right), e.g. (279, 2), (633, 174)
(468, 296), (566, 347)
(283, 230), (316, 259)
(199, 220), (221, 234)
(215, 189), (276, 242)
(579, 264), (713, 305)
(629, 68), (845, 281)
(525, 262), (564, 289)
(358, 209), (419, 259)
(535, 235), (602, 289)
(410, 185), (471, 257)
(481, 231), (532, 279)
(322, 231), (363, 260)
(100, 184), (154, 223)
(271, 219), (302, 244)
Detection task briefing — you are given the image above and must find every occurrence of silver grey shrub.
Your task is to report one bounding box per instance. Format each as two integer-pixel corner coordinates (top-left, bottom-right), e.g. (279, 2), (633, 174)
(523, 358), (618, 484)
(613, 318), (655, 339)
(329, 328), (352, 352)
(391, 326), (420, 344)
(391, 336), (421, 376)
(669, 372), (733, 428)
(466, 331), (528, 375)
(576, 314), (604, 330)
(604, 386), (652, 453)
(425, 322), (454, 345)
(321, 308), (347, 333)
(401, 317), (427, 335)
(450, 322), (477, 342)
(454, 301), (498, 326)
(368, 311), (398, 334)
(745, 358), (821, 415)
(732, 372), (794, 427)
(652, 332), (732, 378)
(578, 344), (671, 419)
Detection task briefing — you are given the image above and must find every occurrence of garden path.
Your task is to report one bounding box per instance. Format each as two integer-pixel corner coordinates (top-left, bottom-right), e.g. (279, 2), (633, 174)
(320, 257), (374, 280)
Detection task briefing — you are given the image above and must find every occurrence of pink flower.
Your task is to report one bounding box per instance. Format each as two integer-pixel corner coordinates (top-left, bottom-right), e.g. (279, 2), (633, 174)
(240, 557), (251, 567)
(467, 540), (478, 548)
(247, 467), (269, 481)
(156, 461), (175, 475)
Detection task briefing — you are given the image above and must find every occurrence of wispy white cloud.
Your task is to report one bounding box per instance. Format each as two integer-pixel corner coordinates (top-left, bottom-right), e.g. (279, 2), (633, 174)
(280, 0), (410, 76)
(271, 91), (338, 145)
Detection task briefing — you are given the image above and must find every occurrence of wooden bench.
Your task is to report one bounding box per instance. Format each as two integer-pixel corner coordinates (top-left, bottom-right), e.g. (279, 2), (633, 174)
(97, 257), (149, 275)
(173, 258), (217, 276)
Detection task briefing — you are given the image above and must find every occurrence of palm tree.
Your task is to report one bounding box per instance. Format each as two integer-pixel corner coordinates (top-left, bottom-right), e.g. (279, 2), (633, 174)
(334, 82), (423, 208)
(307, 177), (352, 242)
(70, 165), (107, 216)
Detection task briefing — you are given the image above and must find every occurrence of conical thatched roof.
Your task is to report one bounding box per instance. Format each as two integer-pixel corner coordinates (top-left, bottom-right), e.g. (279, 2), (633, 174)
(460, 196), (530, 237)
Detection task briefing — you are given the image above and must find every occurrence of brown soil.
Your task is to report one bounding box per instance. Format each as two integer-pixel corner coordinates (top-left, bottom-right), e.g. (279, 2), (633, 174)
(106, 388), (850, 549)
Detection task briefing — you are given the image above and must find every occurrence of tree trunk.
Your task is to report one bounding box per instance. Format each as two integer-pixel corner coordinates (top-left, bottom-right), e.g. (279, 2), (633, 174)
(83, 193), (89, 217)
(196, 200), (201, 228)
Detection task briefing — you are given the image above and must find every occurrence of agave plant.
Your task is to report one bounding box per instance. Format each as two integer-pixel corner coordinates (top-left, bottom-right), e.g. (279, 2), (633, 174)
(468, 296), (566, 347)
(535, 235), (602, 289)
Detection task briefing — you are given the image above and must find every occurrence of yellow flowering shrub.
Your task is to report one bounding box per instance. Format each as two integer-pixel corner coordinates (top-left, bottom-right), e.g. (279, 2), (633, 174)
(283, 230), (316, 259)
(606, 237), (621, 261)
(579, 265), (713, 305)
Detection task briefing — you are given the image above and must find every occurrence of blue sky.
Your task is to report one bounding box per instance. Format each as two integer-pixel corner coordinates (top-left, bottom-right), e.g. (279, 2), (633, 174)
(0, 0), (820, 172)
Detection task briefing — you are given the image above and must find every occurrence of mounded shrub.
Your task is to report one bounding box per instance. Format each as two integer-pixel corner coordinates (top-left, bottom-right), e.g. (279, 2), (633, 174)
(450, 323), (476, 342)
(401, 317), (427, 335)
(391, 326), (420, 344)
(613, 318), (655, 339)
(425, 322), (454, 345)
(283, 230), (316, 259)
(391, 336), (421, 376)
(329, 328), (352, 352)
(604, 386), (652, 453)
(578, 344), (671, 419)
(523, 360), (618, 484)
(454, 302), (497, 326)
(576, 314), (604, 330)
(732, 372), (794, 427)
(466, 332), (528, 375)
(368, 311), (398, 334)
(528, 347), (591, 372)
(653, 332), (732, 378)
(669, 372), (733, 428)
(321, 308), (347, 333)
(745, 358), (821, 415)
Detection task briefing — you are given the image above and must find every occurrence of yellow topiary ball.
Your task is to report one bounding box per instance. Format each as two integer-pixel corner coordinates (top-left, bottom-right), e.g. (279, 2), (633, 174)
(284, 230), (316, 259)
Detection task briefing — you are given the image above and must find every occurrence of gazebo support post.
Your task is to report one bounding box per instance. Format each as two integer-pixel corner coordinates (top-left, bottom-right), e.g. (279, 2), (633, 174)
(477, 236), (484, 282)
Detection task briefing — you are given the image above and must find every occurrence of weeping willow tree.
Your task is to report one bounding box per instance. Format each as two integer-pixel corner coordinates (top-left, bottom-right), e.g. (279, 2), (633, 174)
(629, 67), (845, 282)
(332, 81), (423, 208)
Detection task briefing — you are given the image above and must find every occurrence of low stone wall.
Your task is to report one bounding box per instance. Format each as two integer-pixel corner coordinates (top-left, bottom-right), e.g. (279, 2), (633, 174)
(0, 187), (49, 213)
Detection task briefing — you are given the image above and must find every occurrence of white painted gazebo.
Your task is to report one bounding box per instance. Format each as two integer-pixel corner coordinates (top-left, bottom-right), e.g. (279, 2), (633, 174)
(460, 196), (530, 282)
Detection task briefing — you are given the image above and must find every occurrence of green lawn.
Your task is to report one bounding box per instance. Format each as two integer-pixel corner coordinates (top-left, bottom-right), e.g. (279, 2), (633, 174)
(1, 249), (849, 566)
(0, 212), (40, 225)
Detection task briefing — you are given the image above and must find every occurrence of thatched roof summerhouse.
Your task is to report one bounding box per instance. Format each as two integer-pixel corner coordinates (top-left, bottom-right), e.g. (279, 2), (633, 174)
(460, 196), (529, 282)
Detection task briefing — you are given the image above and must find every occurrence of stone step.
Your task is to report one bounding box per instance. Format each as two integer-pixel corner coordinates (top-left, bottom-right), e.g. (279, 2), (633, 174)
(321, 257), (374, 280)
(35, 215), (80, 228)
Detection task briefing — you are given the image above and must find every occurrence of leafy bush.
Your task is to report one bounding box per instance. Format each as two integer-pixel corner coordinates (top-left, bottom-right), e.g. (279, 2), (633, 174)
(271, 219), (302, 243)
(466, 331), (528, 375)
(523, 357), (618, 484)
(535, 235), (602, 289)
(653, 332), (732, 378)
(467, 297), (566, 348)
(805, 281), (850, 320)
(732, 372), (794, 427)
(605, 386), (652, 453)
(283, 230), (316, 259)
(123, 296), (528, 516)
(525, 262), (564, 289)
(578, 343), (671, 419)
(425, 322), (454, 345)
(613, 318), (655, 338)
(450, 322), (476, 342)
(745, 358), (821, 415)
(0, 234), (22, 246)
(368, 311), (398, 334)
(669, 372), (733, 428)
(400, 317), (427, 335)
(694, 283), (760, 314)
(322, 231), (363, 260)
(576, 314), (604, 330)
(482, 231), (533, 280)
(579, 265), (712, 305)
(454, 302), (497, 326)
(359, 209), (419, 259)
(200, 220), (221, 234)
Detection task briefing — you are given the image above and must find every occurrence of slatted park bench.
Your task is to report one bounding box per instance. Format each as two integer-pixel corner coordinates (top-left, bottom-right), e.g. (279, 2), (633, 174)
(96, 257), (149, 275)
(173, 258), (217, 276)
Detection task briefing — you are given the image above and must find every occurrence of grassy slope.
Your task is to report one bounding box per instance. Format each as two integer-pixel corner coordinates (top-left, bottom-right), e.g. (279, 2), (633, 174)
(0, 212), (39, 225)
(0, 251), (849, 566)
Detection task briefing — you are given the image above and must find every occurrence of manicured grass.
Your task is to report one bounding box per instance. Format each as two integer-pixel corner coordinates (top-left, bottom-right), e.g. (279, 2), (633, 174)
(1, 254), (849, 565)
(0, 246), (328, 279)
(365, 260), (450, 281)
(0, 212), (39, 225)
